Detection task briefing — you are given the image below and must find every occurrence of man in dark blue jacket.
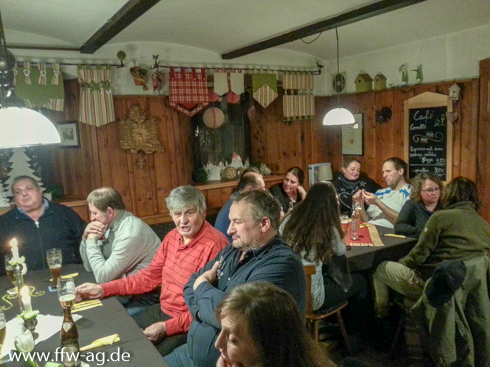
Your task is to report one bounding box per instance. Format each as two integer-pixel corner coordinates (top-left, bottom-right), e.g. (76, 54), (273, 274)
(165, 190), (305, 367)
(0, 175), (85, 272)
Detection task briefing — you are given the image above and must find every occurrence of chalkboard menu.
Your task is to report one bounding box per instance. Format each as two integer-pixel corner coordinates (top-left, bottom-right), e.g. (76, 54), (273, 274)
(408, 106), (448, 180)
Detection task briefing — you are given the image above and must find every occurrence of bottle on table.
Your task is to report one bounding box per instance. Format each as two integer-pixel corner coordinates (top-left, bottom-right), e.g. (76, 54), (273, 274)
(60, 308), (81, 367)
(350, 204), (361, 240)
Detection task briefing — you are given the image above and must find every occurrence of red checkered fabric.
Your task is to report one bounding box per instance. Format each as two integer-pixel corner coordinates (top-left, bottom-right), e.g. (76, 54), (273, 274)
(169, 67), (209, 116)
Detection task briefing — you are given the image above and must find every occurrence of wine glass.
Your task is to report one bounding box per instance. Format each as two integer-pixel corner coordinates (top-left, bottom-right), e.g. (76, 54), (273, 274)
(46, 248), (62, 289)
(57, 277), (76, 310)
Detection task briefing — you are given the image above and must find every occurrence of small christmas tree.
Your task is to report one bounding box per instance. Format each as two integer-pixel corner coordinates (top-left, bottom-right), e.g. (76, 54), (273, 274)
(4, 148), (45, 192)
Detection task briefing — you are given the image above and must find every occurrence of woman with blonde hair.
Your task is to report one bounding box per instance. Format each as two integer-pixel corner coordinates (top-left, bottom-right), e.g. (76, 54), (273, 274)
(395, 172), (443, 237)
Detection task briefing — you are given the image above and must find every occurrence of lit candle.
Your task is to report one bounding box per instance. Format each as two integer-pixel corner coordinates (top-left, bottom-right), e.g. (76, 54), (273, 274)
(21, 286), (32, 314)
(10, 238), (19, 262)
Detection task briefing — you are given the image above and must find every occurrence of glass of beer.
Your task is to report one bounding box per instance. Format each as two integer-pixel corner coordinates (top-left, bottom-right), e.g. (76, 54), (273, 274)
(0, 309), (6, 359)
(5, 255), (17, 294)
(57, 277), (76, 310)
(46, 248), (62, 289)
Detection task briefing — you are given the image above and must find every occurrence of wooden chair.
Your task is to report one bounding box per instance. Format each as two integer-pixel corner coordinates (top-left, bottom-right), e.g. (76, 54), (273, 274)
(304, 265), (353, 355)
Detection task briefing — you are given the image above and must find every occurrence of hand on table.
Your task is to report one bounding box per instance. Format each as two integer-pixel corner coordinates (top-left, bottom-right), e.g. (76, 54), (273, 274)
(193, 261), (220, 290)
(75, 282), (104, 302)
(143, 322), (167, 342)
(83, 221), (108, 241)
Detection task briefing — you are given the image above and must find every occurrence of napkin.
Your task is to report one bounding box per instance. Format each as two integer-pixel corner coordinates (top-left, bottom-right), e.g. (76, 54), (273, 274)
(49, 273), (78, 281)
(80, 334), (120, 351)
(72, 299), (103, 313)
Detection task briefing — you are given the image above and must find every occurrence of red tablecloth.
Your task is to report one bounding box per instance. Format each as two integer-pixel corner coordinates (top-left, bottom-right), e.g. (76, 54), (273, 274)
(345, 223), (384, 247)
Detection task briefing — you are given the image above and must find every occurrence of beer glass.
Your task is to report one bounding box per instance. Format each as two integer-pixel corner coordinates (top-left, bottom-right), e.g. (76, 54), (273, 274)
(0, 309), (6, 359)
(5, 255), (17, 294)
(46, 248), (62, 289)
(57, 277), (76, 310)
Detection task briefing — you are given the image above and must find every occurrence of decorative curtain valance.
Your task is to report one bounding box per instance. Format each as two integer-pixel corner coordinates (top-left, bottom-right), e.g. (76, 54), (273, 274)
(77, 64), (115, 127)
(169, 67), (209, 116)
(252, 71), (278, 108)
(282, 72), (315, 121)
(13, 61), (65, 111)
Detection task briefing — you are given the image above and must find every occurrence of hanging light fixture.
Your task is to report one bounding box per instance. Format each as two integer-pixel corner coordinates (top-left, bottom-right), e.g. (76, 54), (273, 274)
(0, 10), (60, 149)
(323, 28), (355, 126)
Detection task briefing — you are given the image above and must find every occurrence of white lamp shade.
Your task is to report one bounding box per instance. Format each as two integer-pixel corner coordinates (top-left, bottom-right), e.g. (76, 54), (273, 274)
(0, 107), (60, 148)
(322, 107), (355, 126)
(318, 164), (333, 181)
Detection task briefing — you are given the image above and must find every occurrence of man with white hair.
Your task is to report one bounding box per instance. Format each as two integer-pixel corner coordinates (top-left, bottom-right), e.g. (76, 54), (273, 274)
(76, 186), (228, 357)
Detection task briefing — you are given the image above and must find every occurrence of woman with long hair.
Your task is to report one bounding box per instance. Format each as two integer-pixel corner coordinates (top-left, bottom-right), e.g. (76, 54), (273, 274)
(215, 281), (335, 367)
(395, 172), (443, 237)
(281, 181), (366, 311)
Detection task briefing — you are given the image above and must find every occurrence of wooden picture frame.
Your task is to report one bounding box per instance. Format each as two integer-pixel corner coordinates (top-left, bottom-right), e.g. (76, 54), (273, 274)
(57, 121), (80, 148)
(342, 113), (363, 155)
(404, 92), (453, 182)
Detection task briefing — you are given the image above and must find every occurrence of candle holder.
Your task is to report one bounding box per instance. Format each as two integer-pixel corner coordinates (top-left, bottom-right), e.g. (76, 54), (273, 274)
(13, 263), (25, 311)
(23, 314), (39, 340)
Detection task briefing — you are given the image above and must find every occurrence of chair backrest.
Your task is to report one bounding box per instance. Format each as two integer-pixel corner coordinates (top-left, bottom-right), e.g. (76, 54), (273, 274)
(304, 265), (315, 316)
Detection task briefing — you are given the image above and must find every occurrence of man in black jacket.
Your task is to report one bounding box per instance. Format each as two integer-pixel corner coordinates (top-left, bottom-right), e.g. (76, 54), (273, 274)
(0, 175), (85, 272)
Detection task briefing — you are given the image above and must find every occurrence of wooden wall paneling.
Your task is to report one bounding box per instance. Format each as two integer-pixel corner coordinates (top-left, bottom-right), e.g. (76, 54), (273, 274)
(206, 188), (222, 210)
(356, 92), (377, 180)
(262, 99), (282, 172)
(154, 99), (178, 214)
(311, 97), (342, 173)
(373, 90), (397, 185)
(250, 100), (267, 165)
(220, 187), (233, 204)
(478, 59), (490, 221)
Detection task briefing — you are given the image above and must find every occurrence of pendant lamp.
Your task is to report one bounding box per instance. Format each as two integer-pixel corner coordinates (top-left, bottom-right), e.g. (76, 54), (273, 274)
(323, 28), (355, 126)
(0, 11), (60, 149)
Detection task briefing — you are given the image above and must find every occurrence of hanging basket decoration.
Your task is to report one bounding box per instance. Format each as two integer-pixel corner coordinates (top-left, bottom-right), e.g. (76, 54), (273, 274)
(203, 107), (225, 129)
(118, 105), (164, 154)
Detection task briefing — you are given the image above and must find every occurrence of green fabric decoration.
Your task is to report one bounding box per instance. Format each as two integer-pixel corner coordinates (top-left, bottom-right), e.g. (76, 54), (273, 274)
(252, 73), (277, 93)
(15, 67), (64, 107)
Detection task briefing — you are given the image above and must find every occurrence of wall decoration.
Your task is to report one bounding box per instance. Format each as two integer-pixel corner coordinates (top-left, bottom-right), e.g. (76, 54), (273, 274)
(399, 63), (408, 85)
(374, 74), (387, 90)
(119, 106), (163, 154)
(412, 64), (423, 83)
(282, 72), (315, 121)
(58, 121), (80, 148)
(342, 114), (363, 155)
(169, 67), (209, 116)
(355, 73), (372, 93)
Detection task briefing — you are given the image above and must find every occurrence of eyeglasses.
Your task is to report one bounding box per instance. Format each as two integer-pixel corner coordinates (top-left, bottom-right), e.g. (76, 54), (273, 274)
(421, 187), (440, 194)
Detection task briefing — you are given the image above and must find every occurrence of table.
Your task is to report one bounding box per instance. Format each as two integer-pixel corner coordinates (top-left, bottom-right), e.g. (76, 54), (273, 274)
(346, 226), (417, 272)
(0, 264), (169, 367)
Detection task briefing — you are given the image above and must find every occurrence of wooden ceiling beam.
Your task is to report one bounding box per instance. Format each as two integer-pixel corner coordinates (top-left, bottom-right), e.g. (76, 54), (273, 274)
(80, 0), (161, 54)
(221, 0), (427, 60)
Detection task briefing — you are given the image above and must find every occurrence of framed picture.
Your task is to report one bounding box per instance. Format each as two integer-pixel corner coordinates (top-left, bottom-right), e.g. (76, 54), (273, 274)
(57, 121), (80, 148)
(342, 113), (363, 155)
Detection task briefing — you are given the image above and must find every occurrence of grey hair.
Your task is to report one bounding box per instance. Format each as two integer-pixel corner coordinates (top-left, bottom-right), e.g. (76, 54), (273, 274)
(233, 190), (281, 230)
(11, 176), (40, 194)
(165, 186), (207, 214)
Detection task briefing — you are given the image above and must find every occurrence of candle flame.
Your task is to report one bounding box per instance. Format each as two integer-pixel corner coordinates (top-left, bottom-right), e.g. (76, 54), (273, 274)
(10, 238), (18, 247)
(20, 286), (29, 297)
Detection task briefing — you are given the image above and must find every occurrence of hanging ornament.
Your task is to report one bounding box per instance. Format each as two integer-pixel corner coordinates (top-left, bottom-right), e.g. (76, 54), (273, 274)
(203, 107), (224, 129)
